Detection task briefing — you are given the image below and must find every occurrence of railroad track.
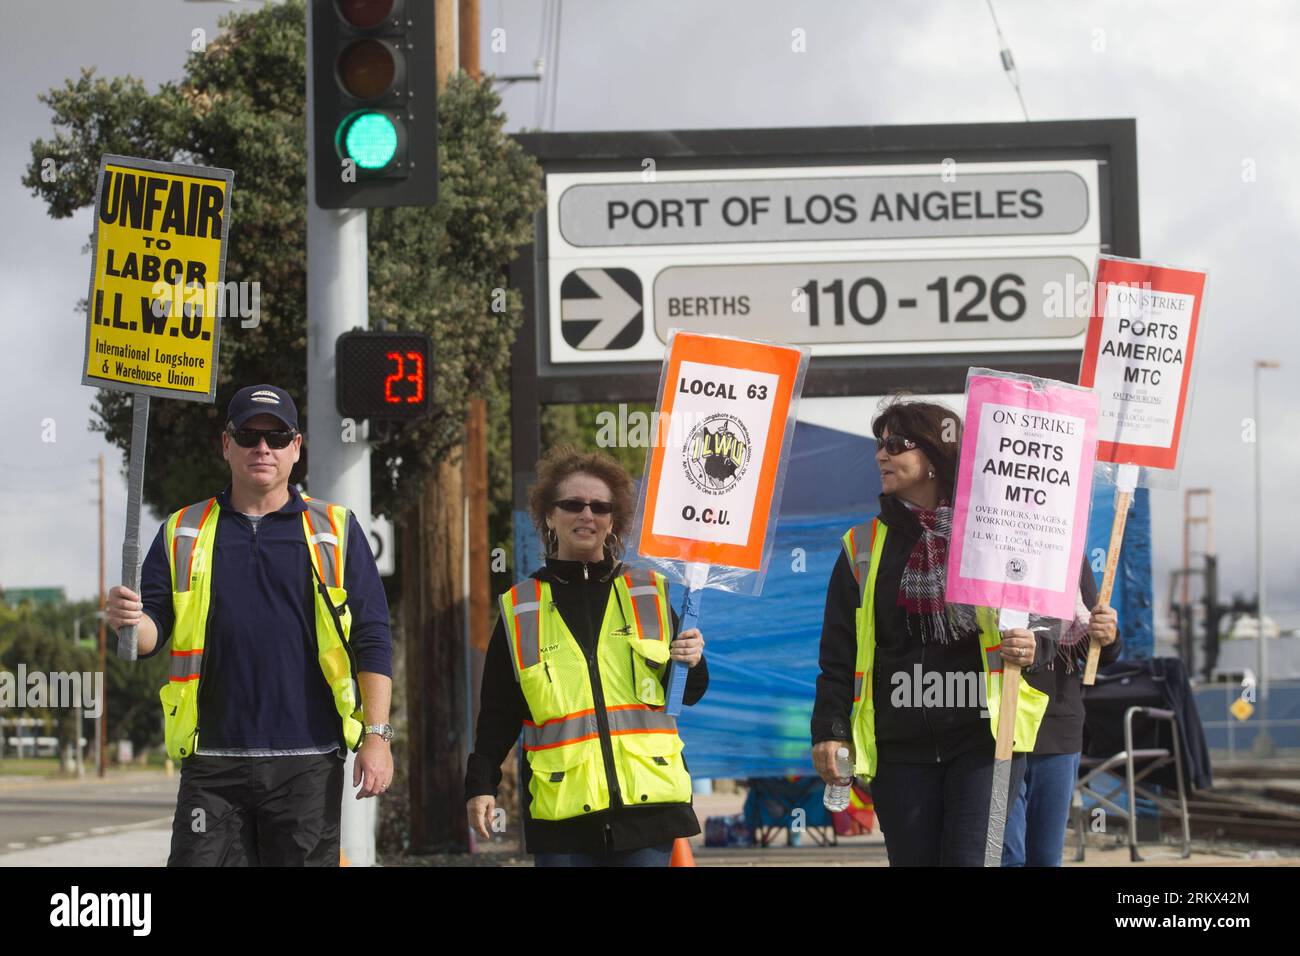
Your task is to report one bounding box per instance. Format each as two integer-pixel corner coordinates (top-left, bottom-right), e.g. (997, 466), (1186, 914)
(1167, 786), (1300, 847)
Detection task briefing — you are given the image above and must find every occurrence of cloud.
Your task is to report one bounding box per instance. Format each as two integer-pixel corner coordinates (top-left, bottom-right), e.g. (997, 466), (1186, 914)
(2, 0), (1296, 626)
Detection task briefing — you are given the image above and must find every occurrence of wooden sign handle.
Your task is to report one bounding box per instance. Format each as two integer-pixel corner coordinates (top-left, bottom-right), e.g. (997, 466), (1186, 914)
(1083, 488), (1133, 685)
(995, 660), (1021, 760)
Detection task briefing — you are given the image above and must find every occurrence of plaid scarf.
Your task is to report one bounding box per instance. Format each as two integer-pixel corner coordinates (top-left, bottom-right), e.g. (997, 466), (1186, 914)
(897, 503), (976, 644)
(1033, 593), (1094, 672)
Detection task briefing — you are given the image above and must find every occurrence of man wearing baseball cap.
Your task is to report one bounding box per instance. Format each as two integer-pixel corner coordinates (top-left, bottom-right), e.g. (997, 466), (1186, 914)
(107, 384), (394, 866)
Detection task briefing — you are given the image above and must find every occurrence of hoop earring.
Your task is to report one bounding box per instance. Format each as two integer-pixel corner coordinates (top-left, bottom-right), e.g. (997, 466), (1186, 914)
(545, 527), (559, 556)
(928, 469), (935, 479)
(604, 532), (623, 562)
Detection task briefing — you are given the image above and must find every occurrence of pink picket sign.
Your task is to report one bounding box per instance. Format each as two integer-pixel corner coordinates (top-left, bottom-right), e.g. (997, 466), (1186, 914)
(946, 371), (1099, 621)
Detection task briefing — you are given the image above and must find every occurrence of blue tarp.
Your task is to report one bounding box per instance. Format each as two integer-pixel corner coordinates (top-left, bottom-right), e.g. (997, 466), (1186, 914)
(1087, 481), (1155, 660)
(512, 421), (1155, 780)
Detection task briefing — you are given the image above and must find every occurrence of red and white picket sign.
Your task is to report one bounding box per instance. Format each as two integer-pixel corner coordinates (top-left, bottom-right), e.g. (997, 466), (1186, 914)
(1080, 255), (1208, 472)
(1077, 255), (1208, 681)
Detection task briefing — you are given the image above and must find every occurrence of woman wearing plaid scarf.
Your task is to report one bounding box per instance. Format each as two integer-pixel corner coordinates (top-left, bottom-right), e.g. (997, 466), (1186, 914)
(810, 398), (1040, 866)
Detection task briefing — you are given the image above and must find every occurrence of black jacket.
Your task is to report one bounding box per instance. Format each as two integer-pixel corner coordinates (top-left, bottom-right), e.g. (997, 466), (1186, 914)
(812, 494), (1119, 763)
(464, 556), (709, 854)
(813, 494), (992, 763)
(1023, 567), (1123, 754)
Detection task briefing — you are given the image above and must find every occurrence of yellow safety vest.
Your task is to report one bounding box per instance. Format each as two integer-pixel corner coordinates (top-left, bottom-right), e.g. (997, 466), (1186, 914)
(841, 519), (1049, 782)
(499, 568), (693, 822)
(158, 494), (364, 760)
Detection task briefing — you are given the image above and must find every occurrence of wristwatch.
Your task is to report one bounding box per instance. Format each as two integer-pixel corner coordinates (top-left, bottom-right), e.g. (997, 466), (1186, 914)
(364, 723), (395, 742)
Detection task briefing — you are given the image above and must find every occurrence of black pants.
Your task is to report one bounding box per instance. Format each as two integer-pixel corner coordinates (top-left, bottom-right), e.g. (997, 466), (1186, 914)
(168, 752), (345, 867)
(869, 748), (1027, 866)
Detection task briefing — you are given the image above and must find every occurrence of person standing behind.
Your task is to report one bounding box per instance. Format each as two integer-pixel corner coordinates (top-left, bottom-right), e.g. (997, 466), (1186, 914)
(1002, 576), (1120, 867)
(466, 447), (708, 867)
(105, 385), (394, 866)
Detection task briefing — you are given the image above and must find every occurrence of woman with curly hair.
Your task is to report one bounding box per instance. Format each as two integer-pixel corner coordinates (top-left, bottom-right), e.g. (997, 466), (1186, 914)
(465, 446), (709, 866)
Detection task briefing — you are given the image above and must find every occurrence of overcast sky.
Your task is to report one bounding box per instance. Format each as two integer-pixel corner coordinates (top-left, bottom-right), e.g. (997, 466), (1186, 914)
(1, 0), (1296, 629)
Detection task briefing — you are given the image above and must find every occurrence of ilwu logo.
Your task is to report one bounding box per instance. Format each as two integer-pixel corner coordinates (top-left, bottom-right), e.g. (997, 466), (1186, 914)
(560, 268), (643, 350)
(682, 413), (750, 495)
(49, 886), (151, 936)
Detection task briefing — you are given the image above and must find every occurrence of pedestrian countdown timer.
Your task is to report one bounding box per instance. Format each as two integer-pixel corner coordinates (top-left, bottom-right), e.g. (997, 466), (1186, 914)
(335, 330), (433, 421)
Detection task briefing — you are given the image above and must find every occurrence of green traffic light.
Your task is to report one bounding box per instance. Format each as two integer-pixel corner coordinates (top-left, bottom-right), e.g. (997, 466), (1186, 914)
(341, 112), (398, 170)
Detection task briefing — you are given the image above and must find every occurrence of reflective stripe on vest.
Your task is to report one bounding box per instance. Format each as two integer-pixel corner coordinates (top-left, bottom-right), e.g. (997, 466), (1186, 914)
(169, 649), (202, 682)
(844, 521), (877, 606)
(170, 498), (215, 593)
(520, 704), (677, 750)
(608, 704), (677, 735)
(523, 709), (599, 750)
(302, 495), (344, 588)
(507, 581), (543, 674)
(622, 569), (668, 643)
(844, 520), (877, 706)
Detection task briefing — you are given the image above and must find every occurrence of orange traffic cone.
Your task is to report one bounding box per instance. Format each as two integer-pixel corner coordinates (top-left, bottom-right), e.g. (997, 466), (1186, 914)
(669, 837), (696, 867)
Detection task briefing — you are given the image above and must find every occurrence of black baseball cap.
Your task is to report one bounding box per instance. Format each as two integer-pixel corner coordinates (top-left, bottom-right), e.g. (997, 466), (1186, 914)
(226, 385), (298, 431)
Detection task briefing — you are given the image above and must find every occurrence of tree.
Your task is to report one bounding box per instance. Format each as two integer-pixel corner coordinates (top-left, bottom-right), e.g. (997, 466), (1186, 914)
(22, 0), (542, 521)
(1, 599), (167, 758)
(23, 1), (544, 838)
(540, 403), (654, 478)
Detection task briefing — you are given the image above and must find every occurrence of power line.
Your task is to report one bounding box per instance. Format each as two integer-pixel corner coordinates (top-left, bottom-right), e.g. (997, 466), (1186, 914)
(986, 0), (1029, 121)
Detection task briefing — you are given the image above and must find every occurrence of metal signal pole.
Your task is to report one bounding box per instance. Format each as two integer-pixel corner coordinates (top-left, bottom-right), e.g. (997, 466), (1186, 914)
(306, 0), (375, 865)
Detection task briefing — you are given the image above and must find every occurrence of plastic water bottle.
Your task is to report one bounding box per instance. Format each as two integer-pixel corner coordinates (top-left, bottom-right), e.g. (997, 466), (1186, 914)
(823, 747), (853, 812)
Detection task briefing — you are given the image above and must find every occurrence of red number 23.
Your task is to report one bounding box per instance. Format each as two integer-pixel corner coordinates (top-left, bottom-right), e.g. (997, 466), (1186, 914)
(384, 351), (425, 404)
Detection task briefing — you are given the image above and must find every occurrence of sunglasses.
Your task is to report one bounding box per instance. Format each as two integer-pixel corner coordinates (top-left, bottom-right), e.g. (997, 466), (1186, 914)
(553, 498), (614, 516)
(880, 435), (919, 456)
(228, 426), (297, 450)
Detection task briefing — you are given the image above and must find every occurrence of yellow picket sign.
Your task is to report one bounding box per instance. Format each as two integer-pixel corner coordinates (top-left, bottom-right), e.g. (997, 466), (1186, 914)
(81, 155), (234, 401)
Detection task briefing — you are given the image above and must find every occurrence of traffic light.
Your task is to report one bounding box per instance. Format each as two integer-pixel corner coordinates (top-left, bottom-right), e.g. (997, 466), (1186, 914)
(311, 0), (438, 209)
(336, 330), (434, 421)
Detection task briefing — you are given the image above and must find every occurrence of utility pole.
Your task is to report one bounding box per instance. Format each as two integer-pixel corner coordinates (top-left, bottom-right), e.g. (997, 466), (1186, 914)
(460, 0), (491, 737)
(405, 0), (472, 854)
(1182, 489), (1212, 672)
(73, 610), (101, 778)
(97, 453), (107, 778)
(460, 0), (493, 856)
(1252, 359), (1279, 757)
